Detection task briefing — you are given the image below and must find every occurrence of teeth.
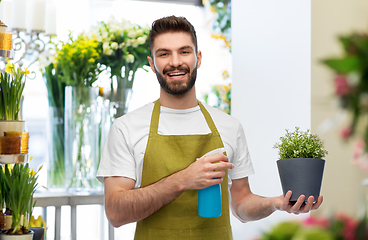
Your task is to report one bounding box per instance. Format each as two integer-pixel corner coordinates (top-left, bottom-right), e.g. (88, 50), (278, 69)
(168, 72), (185, 76)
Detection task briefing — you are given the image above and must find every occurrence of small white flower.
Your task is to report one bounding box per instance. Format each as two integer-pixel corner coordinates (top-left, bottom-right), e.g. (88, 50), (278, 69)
(127, 30), (137, 39)
(130, 39), (138, 48)
(125, 54), (134, 63)
(135, 28), (144, 36)
(126, 39), (131, 47)
(102, 31), (108, 40)
(119, 42), (126, 49)
(136, 35), (147, 45)
(111, 42), (118, 50)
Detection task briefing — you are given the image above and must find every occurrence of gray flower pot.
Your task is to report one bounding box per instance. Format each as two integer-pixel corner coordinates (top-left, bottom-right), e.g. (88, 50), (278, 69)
(277, 158), (325, 203)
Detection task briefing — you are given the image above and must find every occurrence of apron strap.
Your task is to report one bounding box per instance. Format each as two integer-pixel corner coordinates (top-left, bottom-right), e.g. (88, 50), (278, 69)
(150, 99), (220, 135)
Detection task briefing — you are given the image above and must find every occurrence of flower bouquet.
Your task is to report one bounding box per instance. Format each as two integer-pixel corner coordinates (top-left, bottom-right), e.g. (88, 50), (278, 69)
(90, 17), (150, 118)
(55, 32), (102, 191)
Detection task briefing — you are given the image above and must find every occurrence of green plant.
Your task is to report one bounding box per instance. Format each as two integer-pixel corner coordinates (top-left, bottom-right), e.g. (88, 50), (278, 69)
(274, 127), (328, 159)
(0, 63), (28, 120)
(2, 163), (41, 235)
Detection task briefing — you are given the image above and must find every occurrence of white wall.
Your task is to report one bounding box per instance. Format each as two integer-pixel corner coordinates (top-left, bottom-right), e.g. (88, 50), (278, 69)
(231, 0), (311, 239)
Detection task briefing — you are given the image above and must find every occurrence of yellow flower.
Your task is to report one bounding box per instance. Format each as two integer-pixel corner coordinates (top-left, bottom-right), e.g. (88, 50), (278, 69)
(222, 70), (229, 80)
(22, 68), (30, 77)
(29, 168), (37, 176)
(5, 63), (14, 74)
(88, 58), (95, 63)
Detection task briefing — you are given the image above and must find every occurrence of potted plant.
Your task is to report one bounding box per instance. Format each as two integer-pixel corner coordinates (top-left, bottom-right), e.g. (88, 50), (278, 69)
(0, 62), (29, 137)
(274, 127), (328, 203)
(0, 163), (41, 240)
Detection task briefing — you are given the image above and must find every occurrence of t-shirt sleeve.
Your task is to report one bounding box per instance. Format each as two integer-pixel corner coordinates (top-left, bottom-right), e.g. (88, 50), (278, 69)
(229, 123), (255, 180)
(96, 119), (136, 183)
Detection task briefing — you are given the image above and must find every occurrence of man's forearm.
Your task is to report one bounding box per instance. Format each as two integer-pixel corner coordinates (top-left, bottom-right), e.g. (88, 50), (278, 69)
(106, 174), (185, 227)
(232, 195), (277, 223)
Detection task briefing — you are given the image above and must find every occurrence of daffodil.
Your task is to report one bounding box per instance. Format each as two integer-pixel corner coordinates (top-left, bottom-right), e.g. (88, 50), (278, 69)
(5, 62), (14, 74)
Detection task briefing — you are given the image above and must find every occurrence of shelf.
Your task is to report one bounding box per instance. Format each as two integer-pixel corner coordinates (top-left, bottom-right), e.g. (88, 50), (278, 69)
(0, 153), (30, 164)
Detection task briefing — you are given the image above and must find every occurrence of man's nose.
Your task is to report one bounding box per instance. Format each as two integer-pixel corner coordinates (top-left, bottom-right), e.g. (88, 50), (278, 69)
(169, 53), (182, 67)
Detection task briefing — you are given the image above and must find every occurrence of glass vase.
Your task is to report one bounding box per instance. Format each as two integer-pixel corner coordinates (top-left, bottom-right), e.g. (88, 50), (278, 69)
(46, 107), (65, 190)
(109, 87), (133, 119)
(65, 86), (100, 192)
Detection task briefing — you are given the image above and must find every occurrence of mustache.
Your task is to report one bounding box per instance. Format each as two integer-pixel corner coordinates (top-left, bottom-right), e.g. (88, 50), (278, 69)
(163, 66), (190, 75)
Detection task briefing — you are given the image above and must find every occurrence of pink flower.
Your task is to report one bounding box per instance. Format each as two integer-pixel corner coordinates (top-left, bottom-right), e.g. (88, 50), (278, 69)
(335, 75), (351, 96)
(303, 215), (329, 228)
(341, 126), (352, 139)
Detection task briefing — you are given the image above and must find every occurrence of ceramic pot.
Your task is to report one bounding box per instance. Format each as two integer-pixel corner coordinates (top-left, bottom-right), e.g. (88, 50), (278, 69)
(29, 227), (44, 240)
(0, 230), (33, 240)
(277, 158), (325, 203)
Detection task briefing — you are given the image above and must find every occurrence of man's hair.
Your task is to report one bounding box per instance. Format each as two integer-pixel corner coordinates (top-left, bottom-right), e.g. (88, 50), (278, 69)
(149, 15), (198, 55)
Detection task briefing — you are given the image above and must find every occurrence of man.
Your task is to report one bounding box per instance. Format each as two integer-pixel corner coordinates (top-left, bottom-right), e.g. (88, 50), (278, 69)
(97, 15), (323, 239)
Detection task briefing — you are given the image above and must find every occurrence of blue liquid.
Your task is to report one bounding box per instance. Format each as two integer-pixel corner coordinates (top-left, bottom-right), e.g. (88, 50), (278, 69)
(198, 183), (222, 218)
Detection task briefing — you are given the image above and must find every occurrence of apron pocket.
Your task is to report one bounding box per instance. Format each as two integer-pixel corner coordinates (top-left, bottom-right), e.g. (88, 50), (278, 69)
(148, 227), (231, 240)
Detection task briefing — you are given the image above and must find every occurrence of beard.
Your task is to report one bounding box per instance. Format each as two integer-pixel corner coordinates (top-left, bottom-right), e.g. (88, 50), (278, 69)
(154, 64), (197, 96)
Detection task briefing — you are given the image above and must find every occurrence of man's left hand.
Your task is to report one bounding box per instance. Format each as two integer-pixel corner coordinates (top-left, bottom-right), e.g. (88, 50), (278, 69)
(275, 190), (323, 214)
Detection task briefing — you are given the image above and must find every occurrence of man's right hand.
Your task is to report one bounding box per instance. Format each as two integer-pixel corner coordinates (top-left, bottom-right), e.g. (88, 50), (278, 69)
(174, 153), (234, 191)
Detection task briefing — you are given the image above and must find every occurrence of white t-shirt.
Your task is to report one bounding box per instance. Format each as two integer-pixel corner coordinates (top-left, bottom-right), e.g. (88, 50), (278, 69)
(96, 101), (255, 189)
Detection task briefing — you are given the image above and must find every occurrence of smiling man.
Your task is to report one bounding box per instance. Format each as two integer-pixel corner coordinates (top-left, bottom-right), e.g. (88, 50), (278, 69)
(97, 15), (323, 240)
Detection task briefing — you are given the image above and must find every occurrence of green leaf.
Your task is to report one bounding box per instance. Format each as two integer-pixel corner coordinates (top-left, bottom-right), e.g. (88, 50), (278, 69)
(322, 56), (360, 74)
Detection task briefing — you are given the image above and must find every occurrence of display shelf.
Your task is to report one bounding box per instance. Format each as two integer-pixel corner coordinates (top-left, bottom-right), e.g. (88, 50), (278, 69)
(0, 153), (30, 164)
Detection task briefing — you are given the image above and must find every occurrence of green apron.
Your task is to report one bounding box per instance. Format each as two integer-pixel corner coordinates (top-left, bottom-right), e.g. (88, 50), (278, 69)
(134, 99), (233, 240)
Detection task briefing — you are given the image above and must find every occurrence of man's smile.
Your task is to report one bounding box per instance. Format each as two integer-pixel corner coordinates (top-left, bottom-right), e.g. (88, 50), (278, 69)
(167, 71), (187, 80)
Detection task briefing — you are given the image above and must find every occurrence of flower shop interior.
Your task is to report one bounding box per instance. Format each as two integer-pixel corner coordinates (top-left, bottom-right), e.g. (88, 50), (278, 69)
(0, 0), (367, 239)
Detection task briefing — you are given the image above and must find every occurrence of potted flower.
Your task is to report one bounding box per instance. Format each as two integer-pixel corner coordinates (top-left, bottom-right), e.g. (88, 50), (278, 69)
(0, 63), (29, 137)
(273, 127), (328, 203)
(0, 163), (41, 239)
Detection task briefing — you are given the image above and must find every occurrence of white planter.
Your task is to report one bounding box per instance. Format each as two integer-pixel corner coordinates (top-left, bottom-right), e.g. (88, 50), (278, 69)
(0, 231), (33, 240)
(0, 121), (25, 137)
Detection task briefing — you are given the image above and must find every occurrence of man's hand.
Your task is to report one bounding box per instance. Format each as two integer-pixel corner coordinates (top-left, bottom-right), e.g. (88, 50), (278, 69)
(175, 153), (234, 191)
(274, 190), (323, 214)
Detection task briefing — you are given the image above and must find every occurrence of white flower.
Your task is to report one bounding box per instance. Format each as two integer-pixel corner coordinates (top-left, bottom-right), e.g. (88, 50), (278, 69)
(111, 42), (118, 50)
(127, 30), (137, 39)
(130, 39), (138, 48)
(136, 35), (147, 45)
(125, 54), (134, 63)
(126, 39), (131, 47)
(135, 29), (144, 36)
(102, 31), (108, 39)
(103, 42), (113, 55)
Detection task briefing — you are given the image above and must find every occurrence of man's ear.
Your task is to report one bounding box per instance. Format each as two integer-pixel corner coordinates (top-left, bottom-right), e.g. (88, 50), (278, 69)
(147, 56), (156, 73)
(196, 50), (202, 69)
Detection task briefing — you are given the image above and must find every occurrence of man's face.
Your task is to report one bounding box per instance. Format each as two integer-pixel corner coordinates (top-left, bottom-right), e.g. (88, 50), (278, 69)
(148, 32), (202, 96)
